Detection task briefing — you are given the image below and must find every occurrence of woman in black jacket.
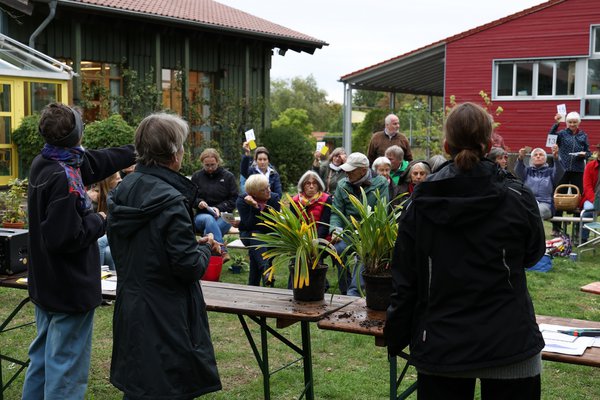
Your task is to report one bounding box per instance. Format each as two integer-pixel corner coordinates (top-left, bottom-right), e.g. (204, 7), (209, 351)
(191, 148), (238, 260)
(385, 103), (546, 400)
(108, 113), (222, 399)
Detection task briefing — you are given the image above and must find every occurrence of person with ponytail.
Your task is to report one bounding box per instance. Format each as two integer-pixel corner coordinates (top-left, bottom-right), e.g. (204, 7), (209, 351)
(385, 102), (546, 400)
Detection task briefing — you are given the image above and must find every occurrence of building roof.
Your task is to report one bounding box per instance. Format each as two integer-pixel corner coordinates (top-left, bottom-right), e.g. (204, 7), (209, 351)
(339, 0), (564, 95)
(56, 0), (327, 54)
(0, 33), (74, 80)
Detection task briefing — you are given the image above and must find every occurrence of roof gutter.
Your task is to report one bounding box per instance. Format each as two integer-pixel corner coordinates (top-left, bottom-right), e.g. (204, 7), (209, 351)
(29, 0), (57, 49)
(57, 0), (326, 51)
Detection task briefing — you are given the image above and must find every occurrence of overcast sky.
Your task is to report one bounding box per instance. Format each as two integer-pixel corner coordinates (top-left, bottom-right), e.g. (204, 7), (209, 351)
(218, 0), (546, 102)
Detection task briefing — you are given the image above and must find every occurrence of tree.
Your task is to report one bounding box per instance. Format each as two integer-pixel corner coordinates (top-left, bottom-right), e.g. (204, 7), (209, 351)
(353, 90), (386, 108)
(271, 108), (313, 134)
(270, 75), (339, 132)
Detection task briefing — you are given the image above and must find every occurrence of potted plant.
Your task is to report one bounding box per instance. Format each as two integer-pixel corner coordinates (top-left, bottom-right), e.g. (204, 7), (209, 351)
(253, 194), (343, 301)
(331, 189), (400, 310)
(228, 253), (249, 274)
(0, 178), (28, 229)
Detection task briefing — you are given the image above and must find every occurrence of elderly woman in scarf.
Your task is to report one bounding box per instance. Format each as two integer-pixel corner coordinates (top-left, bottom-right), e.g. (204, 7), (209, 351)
(292, 171), (332, 240)
(312, 147), (347, 195)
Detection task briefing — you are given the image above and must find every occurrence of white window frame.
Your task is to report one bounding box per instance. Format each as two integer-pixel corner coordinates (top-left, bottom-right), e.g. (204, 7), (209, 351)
(584, 25), (600, 119)
(493, 58), (579, 100)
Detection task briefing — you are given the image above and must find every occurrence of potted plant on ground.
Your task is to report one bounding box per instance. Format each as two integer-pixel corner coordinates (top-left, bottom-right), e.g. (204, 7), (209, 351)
(253, 194), (343, 301)
(331, 189), (400, 310)
(0, 178), (28, 229)
(228, 253), (249, 274)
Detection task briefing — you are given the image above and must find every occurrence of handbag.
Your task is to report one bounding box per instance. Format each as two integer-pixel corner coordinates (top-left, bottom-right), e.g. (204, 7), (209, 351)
(553, 184), (581, 212)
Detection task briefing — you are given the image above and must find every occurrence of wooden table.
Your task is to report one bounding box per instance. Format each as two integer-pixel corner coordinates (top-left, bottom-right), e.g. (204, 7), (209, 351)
(317, 298), (416, 400)
(536, 315), (600, 368)
(318, 301), (600, 399)
(581, 282), (600, 295)
(1, 275), (356, 400)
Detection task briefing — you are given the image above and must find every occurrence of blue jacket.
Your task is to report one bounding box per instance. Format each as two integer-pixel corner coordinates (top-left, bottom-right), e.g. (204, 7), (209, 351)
(240, 155), (283, 197)
(549, 123), (591, 172)
(515, 158), (564, 208)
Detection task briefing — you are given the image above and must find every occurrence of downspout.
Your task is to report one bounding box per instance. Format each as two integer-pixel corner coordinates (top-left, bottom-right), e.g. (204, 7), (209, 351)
(29, 0), (58, 49)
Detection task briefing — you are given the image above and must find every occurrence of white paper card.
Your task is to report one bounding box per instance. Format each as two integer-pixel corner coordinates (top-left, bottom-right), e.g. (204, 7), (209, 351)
(557, 104), (567, 122)
(244, 129), (256, 142)
(316, 141), (326, 152)
(546, 134), (557, 148)
(101, 279), (117, 291)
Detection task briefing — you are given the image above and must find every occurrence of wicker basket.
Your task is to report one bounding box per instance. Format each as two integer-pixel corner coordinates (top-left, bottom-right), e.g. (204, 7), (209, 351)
(553, 184), (581, 212)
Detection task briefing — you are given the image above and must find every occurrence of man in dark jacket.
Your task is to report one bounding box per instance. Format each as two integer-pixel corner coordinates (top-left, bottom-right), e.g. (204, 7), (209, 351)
(108, 113), (221, 399)
(22, 103), (135, 399)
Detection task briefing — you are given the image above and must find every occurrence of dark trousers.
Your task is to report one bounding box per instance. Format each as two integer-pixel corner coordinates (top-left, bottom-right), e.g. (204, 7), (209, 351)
(417, 373), (541, 400)
(552, 170), (584, 231)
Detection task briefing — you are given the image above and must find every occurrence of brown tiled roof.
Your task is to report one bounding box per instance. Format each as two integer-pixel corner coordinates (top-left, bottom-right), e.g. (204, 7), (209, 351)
(58, 0), (326, 52)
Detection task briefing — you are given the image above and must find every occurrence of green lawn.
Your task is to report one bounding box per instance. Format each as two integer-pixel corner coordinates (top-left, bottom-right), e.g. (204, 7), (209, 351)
(1, 243), (599, 399)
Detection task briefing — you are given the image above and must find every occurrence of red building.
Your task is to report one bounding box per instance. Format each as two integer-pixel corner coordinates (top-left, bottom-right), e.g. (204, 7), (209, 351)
(341, 0), (600, 151)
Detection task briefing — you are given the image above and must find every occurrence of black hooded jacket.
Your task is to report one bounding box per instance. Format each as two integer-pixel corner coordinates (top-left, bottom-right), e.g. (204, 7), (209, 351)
(385, 159), (545, 373)
(107, 164), (221, 399)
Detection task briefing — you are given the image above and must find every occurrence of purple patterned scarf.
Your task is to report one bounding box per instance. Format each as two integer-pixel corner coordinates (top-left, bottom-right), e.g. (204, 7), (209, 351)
(41, 144), (91, 211)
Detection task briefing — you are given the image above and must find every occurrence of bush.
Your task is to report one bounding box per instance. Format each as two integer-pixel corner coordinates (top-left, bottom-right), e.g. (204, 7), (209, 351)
(260, 125), (314, 191)
(352, 109), (388, 154)
(82, 114), (135, 150)
(12, 113), (43, 178)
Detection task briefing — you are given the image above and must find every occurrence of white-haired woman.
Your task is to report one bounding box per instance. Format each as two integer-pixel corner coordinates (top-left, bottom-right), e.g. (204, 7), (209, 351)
(515, 145), (564, 220)
(292, 171), (332, 240)
(549, 111), (591, 234)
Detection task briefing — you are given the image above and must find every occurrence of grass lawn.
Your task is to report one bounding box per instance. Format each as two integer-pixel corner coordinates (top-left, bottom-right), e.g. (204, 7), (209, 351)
(1, 232), (599, 399)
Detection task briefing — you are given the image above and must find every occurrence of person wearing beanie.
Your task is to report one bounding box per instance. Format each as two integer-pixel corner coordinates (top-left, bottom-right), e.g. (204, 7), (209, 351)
(22, 103), (135, 399)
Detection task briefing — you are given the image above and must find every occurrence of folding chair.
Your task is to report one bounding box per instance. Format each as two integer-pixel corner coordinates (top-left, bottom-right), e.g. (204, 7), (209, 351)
(578, 213), (600, 256)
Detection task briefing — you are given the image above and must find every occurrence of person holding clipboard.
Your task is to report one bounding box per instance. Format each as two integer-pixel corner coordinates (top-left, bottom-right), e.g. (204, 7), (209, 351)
(549, 111), (591, 235)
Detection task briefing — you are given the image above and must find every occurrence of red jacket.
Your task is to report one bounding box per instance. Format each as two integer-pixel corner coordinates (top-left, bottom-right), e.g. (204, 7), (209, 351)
(580, 159), (599, 208)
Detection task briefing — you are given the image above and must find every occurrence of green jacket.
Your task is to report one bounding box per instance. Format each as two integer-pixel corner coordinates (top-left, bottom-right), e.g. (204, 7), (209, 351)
(330, 172), (390, 232)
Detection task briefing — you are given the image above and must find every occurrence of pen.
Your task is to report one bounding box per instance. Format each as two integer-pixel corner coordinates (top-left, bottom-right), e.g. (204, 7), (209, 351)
(557, 329), (600, 337)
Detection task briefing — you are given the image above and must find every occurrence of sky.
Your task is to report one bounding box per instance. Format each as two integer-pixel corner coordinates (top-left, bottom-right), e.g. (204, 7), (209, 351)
(218, 0), (547, 103)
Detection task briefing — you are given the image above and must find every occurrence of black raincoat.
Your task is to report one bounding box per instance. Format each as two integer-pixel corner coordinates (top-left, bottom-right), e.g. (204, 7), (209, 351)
(107, 164), (221, 399)
(385, 159), (545, 373)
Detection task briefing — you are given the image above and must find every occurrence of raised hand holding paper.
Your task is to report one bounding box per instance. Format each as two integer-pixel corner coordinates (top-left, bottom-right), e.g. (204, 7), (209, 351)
(245, 129), (256, 150)
(316, 141), (328, 156)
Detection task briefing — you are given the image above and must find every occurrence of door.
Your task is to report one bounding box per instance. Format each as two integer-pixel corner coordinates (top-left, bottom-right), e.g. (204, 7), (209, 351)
(0, 81), (15, 185)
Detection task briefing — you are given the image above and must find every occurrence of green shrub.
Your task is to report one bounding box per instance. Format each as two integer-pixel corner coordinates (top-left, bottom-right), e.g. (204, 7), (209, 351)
(260, 125), (314, 190)
(12, 113), (43, 178)
(352, 109), (388, 154)
(82, 114), (135, 150)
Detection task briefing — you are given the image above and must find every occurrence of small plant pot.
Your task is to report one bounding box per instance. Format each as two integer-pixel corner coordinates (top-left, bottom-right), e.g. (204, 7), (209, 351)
(291, 264), (328, 302)
(1, 221), (26, 229)
(229, 264), (243, 274)
(363, 272), (393, 311)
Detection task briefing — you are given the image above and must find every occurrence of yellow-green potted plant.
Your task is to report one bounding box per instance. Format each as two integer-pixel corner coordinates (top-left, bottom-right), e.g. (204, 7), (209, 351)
(253, 194), (343, 301)
(0, 178), (28, 229)
(330, 189), (400, 310)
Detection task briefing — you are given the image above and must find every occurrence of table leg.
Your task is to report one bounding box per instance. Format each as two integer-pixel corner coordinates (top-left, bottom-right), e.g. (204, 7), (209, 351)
(389, 354), (417, 400)
(1, 297), (32, 400)
(260, 317), (271, 400)
(300, 321), (314, 400)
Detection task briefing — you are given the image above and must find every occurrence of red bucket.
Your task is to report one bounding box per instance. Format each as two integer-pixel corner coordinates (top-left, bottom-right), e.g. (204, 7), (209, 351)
(201, 256), (223, 281)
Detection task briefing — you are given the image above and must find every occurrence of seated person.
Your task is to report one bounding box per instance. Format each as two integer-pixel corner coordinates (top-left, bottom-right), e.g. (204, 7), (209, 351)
(312, 147), (347, 195)
(515, 145), (563, 220)
(237, 174), (281, 286)
(191, 148), (238, 261)
(486, 147), (508, 170)
(385, 145), (409, 186)
(393, 161), (431, 207)
(580, 144), (600, 242)
(240, 143), (282, 197)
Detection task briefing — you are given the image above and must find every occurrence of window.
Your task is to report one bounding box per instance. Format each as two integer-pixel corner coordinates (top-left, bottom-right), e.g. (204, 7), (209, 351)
(24, 82), (62, 115)
(495, 59), (576, 98)
(80, 61), (122, 121)
(162, 69), (212, 120)
(585, 27), (600, 116)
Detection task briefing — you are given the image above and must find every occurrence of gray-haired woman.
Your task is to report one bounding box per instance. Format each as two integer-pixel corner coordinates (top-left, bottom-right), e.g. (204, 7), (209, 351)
(313, 146), (347, 194)
(108, 112), (222, 399)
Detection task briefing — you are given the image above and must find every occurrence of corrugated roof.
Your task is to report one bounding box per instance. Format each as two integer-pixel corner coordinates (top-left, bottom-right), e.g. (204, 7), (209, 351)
(58, 0), (327, 52)
(341, 0), (563, 84)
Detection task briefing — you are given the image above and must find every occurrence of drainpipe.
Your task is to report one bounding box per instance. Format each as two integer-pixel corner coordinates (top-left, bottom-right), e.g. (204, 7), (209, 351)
(29, 0), (58, 49)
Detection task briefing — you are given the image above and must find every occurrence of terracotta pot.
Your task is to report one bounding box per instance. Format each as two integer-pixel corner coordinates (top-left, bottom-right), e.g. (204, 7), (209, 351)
(363, 272), (393, 311)
(1, 221), (26, 229)
(291, 263), (328, 302)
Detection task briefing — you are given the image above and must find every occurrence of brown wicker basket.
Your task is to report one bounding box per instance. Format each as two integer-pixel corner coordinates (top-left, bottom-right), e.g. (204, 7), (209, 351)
(553, 184), (581, 212)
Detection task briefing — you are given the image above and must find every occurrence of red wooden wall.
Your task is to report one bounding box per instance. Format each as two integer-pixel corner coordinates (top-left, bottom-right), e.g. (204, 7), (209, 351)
(445, 0), (600, 151)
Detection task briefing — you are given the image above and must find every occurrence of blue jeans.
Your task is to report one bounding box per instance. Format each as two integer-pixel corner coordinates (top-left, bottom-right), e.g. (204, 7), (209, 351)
(240, 231), (269, 286)
(333, 240), (352, 295)
(22, 306), (95, 400)
(346, 262), (365, 297)
(194, 213), (231, 245)
(98, 234), (115, 270)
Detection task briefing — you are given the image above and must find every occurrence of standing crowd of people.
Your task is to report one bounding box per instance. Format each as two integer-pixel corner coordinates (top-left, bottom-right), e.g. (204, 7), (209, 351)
(21, 101), (596, 400)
